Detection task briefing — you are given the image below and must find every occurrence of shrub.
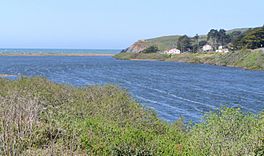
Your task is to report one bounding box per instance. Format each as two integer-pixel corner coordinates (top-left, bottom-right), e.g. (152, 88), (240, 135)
(140, 46), (159, 53)
(0, 77), (263, 155)
(185, 107), (263, 155)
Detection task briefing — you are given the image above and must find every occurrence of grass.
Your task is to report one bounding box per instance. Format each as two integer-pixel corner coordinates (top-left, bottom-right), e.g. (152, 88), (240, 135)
(114, 50), (264, 70)
(0, 77), (263, 155)
(125, 35), (207, 52)
(145, 35), (181, 51)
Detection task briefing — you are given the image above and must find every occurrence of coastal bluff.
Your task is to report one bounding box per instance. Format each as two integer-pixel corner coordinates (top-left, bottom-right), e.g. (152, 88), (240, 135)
(121, 35), (182, 53)
(121, 40), (149, 53)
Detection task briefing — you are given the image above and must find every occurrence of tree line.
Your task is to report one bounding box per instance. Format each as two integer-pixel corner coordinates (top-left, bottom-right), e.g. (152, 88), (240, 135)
(176, 25), (264, 52)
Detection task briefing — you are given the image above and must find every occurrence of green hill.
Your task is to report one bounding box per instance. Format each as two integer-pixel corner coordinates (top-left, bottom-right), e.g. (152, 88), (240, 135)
(226, 27), (249, 34)
(122, 27), (249, 53)
(145, 35), (180, 50)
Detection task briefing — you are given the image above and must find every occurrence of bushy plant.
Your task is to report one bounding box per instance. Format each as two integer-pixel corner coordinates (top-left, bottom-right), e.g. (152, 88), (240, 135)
(185, 107), (263, 155)
(140, 46), (159, 53)
(0, 77), (263, 155)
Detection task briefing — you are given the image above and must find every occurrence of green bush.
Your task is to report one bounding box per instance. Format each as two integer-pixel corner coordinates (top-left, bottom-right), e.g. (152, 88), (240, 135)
(140, 46), (159, 53)
(0, 77), (263, 155)
(185, 107), (263, 155)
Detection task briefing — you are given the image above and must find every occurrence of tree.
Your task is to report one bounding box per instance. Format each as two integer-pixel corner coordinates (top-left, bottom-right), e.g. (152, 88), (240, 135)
(207, 29), (219, 50)
(199, 40), (207, 47)
(140, 46), (159, 53)
(207, 29), (230, 49)
(232, 35), (245, 50)
(193, 34), (199, 52)
(229, 31), (243, 43)
(242, 27), (264, 49)
(218, 29), (231, 46)
(233, 27), (264, 49)
(177, 35), (192, 52)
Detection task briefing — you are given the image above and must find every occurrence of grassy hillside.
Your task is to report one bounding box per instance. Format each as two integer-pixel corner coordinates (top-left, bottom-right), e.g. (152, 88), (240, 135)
(0, 77), (263, 155)
(115, 50), (264, 70)
(138, 35), (207, 51)
(122, 27), (250, 53)
(145, 35), (181, 51)
(226, 28), (249, 34)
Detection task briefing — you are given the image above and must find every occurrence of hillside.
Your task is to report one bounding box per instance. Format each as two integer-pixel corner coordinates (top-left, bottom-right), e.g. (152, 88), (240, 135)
(115, 49), (264, 70)
(145, 35), (181, 50)
(226, 27), (249, 34)
(122, 35), (206, 53)
(121, 28), (249, 53)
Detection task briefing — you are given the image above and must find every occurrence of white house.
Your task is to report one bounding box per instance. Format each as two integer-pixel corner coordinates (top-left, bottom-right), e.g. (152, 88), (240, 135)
(216, 46), (229, 53)
(202, 44), (213, 52)
(164, 48), (181, 55)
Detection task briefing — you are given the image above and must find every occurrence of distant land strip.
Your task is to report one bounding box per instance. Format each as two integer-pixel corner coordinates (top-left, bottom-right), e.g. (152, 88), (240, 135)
(0, 74), (16, 77)
(0, 53), (114, 56)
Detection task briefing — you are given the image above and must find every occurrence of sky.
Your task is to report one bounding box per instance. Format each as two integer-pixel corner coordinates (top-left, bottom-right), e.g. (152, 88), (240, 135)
(0, 0), (263, 49)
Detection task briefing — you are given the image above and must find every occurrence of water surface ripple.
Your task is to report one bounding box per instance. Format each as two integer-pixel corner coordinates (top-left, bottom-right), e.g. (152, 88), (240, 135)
(0, 56), (263, 122)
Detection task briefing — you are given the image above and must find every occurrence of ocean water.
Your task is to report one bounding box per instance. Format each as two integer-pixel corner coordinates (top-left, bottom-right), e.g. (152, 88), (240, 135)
(0, 49), (120, 54)
(0, 51), (264, 122)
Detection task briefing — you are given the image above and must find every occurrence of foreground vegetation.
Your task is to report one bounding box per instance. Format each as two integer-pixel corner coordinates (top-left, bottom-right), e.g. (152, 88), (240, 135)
(114, 49), (264, 70)
(0, 77), (263, 155)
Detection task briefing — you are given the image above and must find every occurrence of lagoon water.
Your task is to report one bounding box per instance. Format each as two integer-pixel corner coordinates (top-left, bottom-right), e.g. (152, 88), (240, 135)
(0, 54), (264, 122)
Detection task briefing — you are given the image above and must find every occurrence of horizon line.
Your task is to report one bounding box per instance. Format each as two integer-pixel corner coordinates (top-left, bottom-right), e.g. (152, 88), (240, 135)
(0, 48), (122, 50)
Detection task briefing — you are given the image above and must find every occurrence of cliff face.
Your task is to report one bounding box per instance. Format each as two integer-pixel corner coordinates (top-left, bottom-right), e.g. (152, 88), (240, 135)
(121, 35), (182, 53)
(121, 40), (149, 53)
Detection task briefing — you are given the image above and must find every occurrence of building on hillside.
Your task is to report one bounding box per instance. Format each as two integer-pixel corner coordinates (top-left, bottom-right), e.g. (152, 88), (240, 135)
(164, 48), (181, 54)
(202, 44), (213, 52)
(216, 46), (229, 53)
(259, 48), (264, 52)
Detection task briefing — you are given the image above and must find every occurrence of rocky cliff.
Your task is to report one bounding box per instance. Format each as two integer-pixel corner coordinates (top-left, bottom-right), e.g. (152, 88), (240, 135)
(121, 35), (184, 53)
(121, 40), (150, 53)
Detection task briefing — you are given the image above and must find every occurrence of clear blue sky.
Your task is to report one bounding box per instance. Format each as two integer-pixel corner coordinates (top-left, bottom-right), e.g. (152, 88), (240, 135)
(0, 0), (263, 49)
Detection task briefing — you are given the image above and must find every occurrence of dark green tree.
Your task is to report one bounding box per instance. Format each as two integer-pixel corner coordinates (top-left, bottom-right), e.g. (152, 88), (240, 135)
(207, 29), (219, 49)
(193, 34), (199, 52)
(242, 27), (264, 49)
(218, 29), (231, 46)
(207, 29), (230, 49)
(233, 27), (264, 49)
(199, 40), (207, 47)
(177, 35), (192, 52)
(229, 31), (243, 43)
(140, 46), (159, 53)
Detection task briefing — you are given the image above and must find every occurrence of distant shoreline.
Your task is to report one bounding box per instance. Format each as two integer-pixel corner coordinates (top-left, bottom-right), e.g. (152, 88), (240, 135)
(0, 74), (16, 77)
(130, 59), (159, 61)
(0, 53), (114, 57)
(114, 50), (264, 70)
